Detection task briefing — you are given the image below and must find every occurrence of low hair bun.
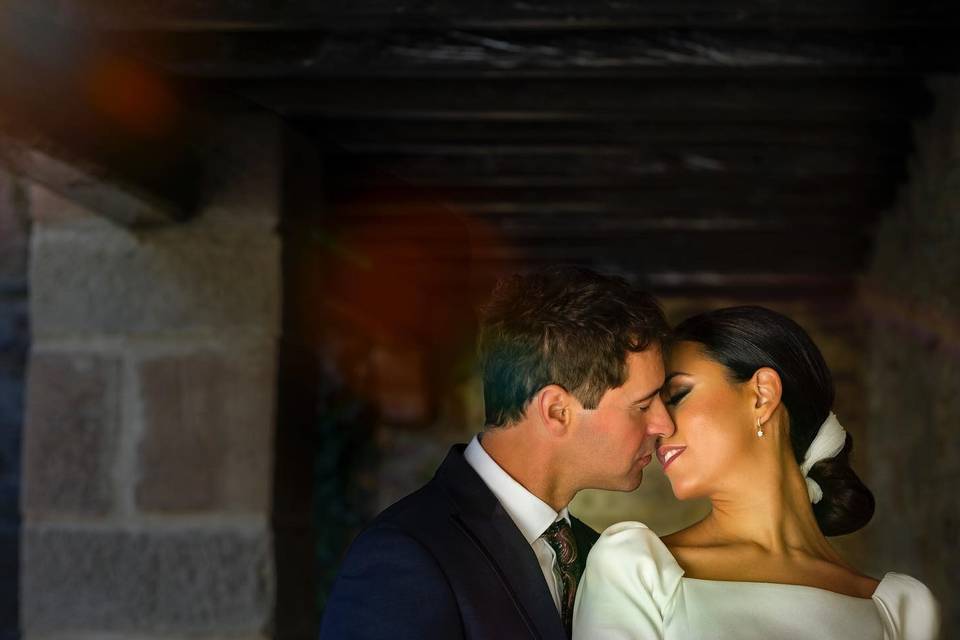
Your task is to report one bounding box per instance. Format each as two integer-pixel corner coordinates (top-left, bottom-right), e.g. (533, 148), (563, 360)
(808, 434), (875, 536)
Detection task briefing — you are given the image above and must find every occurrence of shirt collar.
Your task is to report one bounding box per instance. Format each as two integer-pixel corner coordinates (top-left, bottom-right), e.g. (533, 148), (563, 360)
(464, 434), (570, 545)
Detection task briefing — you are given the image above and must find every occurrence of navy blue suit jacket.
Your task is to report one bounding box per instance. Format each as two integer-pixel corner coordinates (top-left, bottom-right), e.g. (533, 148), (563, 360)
(320, 444), (600, 640)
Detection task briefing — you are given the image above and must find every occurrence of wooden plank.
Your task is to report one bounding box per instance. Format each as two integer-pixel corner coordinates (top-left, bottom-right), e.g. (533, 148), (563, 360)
(115, 29), (960, 79)
(330, 209), (878, 232)
(303, 227), (871, 271)
(325, 164), (901, 191)
(399, 270), (862, 301)
(640, 272), (859, 297)
(225, 77), (930, 122)
(326, 184), (899, 212)
(331, 204), (881, 228)
(434, 269), (861, 300)
(67, 0), (960, 31)
(321, 144), (899, 179)
(305, 118), (913, 149)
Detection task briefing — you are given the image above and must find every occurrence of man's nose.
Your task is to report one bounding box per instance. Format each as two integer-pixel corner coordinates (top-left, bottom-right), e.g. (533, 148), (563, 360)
(647, 397), (676, 438)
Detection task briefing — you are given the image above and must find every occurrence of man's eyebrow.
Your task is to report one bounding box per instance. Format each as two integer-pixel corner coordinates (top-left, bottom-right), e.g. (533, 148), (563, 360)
(632, 386), (663, 405)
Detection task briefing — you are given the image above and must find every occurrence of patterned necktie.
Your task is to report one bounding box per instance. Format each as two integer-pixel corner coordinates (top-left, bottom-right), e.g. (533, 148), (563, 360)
(541, 519), (582, 639)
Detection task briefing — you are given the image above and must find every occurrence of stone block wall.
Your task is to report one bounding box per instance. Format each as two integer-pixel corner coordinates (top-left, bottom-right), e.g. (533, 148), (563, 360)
(863, 76), (960, 634)
(1, 166), (29, 639)
(19, 116), (283, 639)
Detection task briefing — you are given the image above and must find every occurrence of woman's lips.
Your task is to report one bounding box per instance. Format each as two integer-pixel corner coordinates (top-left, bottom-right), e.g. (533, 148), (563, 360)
(657, 445), (686, 471)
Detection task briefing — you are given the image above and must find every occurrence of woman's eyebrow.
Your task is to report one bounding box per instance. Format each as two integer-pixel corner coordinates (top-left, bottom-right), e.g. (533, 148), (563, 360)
(664, 372), (690, 385)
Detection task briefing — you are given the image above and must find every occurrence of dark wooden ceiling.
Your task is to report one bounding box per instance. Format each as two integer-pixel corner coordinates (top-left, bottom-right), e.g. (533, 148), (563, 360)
(28, 2), (960, 297)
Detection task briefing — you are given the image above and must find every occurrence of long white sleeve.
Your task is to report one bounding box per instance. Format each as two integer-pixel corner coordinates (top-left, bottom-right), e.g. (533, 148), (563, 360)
(572, 522), (683, 640)
(874, 573), (940, 640)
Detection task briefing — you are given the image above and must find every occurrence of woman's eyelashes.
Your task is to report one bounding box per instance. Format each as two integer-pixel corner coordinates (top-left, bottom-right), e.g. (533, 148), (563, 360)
(664, 386), (691, 407)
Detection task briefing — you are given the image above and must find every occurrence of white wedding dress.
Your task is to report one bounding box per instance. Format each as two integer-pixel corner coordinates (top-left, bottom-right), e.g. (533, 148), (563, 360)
(573, 522), (939, 640)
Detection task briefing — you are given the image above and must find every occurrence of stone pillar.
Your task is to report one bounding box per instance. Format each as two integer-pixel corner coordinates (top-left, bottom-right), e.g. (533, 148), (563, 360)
(20, 116), (283, 639)
(863, 77), (960, 634)
(1, 165), (29, 639)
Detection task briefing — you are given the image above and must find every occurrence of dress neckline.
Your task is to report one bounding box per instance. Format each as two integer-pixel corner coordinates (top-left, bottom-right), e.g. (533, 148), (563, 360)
(680, 571), (890, 602)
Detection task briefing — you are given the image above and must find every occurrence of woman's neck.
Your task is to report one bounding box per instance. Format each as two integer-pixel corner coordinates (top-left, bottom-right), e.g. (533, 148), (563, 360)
(699, 444), (840, 563)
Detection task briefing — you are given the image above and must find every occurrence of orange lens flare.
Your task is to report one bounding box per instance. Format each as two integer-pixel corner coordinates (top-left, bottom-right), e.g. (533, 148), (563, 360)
(84, 55), (179, 137)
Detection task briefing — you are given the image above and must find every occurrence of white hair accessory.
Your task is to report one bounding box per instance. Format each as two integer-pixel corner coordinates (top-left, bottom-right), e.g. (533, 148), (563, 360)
(799, 412), (847, 504)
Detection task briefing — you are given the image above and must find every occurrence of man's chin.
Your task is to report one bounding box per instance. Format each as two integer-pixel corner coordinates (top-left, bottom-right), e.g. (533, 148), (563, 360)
(621, 470), (644, 492)
(591, 470), (644, 493)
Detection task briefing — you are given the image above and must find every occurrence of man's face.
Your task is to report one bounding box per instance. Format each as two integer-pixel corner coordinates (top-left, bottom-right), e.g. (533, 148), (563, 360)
(567, 346), (676, 492)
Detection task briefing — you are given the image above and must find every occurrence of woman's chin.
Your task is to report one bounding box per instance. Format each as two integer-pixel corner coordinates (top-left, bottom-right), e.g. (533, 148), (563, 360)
(667, 479), (700, 501)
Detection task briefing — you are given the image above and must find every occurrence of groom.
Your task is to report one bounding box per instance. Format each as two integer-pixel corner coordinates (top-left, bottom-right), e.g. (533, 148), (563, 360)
(320, 266), (675, 639)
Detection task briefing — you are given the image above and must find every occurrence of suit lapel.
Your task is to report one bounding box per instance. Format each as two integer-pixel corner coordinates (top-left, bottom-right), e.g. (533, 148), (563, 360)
(569, 515), (600, 574)
(436, 446), (566, 640)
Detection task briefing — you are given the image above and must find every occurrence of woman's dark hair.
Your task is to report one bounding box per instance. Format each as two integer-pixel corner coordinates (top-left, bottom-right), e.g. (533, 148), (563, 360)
(478, 265), (669, 428)
(670, 306), (874, 536)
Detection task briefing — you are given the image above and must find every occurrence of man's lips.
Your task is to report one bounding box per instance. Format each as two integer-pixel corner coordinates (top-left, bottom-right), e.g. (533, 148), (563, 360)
(636, 451), (654, 468)
(657, 445), (687, 471)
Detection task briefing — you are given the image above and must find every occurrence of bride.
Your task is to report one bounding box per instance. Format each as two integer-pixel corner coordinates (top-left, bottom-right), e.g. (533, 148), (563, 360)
(573, 306), (939, 639)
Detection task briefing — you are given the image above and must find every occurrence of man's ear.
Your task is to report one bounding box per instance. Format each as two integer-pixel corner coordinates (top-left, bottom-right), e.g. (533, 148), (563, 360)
(536, 384), (572, 435)
(752, 367), (783, 424)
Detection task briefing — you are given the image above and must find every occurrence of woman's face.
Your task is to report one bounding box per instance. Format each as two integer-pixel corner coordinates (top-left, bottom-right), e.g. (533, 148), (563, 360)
(658, 340), (758, 500)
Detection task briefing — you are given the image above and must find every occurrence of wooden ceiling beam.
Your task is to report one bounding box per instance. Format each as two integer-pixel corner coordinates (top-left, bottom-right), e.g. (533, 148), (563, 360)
(321, 144), (899, 178)
(379, 270), (862, 301)
(303, 118), (913, 149)
(325, 169), (901, 192)
(329, 209), (879, 231)
(113, 29), (960, 79)
(222, 77), (930, 123)
(64, 1), (960, 31)
(300, 227), (871, 270)
(326, 184), (898, 211)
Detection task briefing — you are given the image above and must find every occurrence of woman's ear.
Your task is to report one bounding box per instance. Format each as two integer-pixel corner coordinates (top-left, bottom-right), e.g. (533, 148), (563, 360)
(752, 367), (783, 424)
(536, 384), (572, 435)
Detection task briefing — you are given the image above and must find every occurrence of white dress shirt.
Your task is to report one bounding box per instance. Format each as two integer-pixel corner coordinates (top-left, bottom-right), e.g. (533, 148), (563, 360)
(464, 434), (570, 613)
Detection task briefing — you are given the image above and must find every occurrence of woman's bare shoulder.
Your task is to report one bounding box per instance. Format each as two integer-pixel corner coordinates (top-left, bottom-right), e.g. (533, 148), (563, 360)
(660, 523), (725, 573)
(662, 527), (880, 598)
(660, 520), (718, 551)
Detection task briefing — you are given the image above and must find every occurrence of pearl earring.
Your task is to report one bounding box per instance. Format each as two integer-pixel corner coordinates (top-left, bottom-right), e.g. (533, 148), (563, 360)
(756, 417), (765, 438)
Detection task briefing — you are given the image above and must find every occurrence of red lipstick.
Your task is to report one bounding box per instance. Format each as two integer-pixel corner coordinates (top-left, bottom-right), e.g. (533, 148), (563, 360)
(657, 445), (686, 471)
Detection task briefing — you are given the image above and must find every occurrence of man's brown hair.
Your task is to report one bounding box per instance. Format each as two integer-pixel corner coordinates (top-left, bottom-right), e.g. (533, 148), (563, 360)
(478, 265), (669, 427)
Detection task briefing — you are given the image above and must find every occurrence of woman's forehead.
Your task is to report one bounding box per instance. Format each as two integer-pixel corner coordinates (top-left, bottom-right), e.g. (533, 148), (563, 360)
(665, 340), (705, 366)
(665, 341), (727, 379)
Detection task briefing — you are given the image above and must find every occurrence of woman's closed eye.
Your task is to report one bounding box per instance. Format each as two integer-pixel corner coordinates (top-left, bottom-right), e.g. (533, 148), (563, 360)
(664, 387), (691, 407)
